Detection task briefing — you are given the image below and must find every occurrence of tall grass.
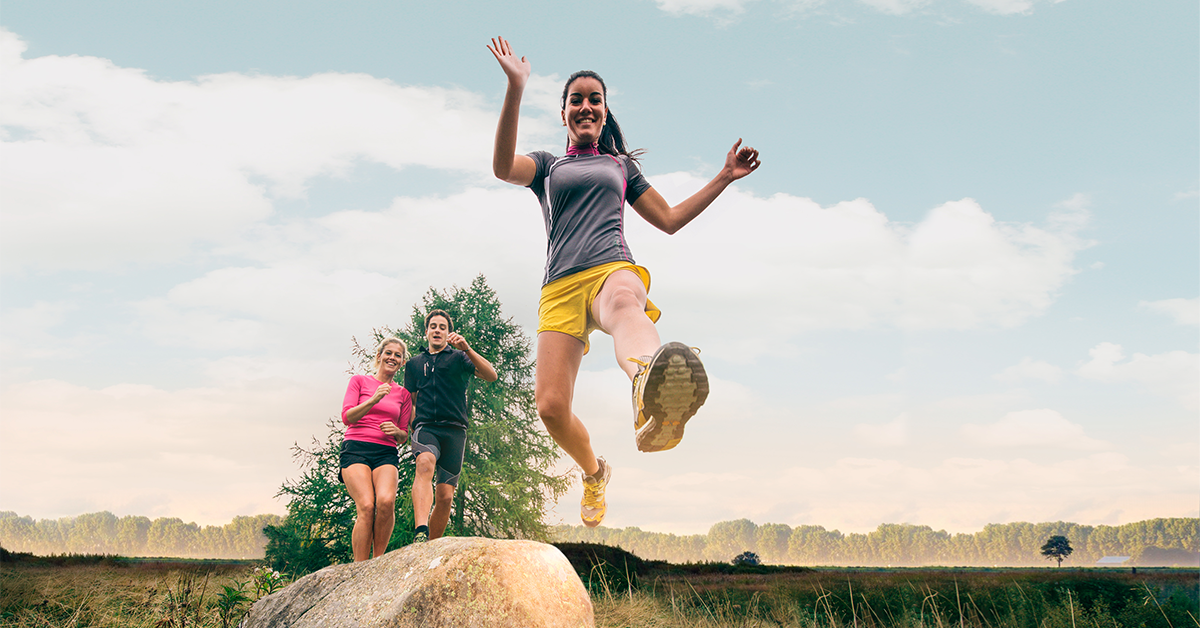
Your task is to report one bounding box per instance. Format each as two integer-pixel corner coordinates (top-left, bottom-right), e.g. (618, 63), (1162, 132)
(0, 557), (268, 628)
(3, 557), (1196, 627)
(588, 568), (1199, 628)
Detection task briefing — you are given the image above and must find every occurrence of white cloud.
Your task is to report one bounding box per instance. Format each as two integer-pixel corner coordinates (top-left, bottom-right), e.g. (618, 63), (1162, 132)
(1048, 192), (1092, 232)
(1077, 343), (1200, 410)
(655, 0), (1058, 19)
(994, 357), (1063, 384)
(780, 0), (831, 15)
(1, 29), (1089, 361)
(965, 0), (1034, 15)
(961, 409), (1109, 450)
(0, 375), (342, 523)
(859, 0), (933, 15)
(133, 266), (414, 355)
(653, 0), (755, 17)
(631, 186), (1087, 356)
(548, 379), (1197, 534)
(853, 412), (910, 446)
(0, 301), (77, 357)
(93, 181), (1090, 366)
(0, 29), (558, 272)
(121, 186), (550, 362)
(1139, 298), (1200, 326)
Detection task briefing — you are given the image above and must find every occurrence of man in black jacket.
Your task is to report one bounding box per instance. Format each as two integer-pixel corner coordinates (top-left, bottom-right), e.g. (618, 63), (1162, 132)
(404, 309), (497, 542)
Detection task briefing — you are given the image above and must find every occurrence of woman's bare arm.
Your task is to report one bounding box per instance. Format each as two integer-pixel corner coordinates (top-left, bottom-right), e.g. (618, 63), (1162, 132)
(487, 36), (537, 186)
(632, 139), (761, 234)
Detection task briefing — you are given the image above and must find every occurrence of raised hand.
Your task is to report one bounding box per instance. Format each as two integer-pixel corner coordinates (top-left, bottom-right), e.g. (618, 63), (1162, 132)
(487, 36), (530, 89)
(447, 332), (470, 352)
(371, 382), (392, 401)
(724, 139), (762, 181)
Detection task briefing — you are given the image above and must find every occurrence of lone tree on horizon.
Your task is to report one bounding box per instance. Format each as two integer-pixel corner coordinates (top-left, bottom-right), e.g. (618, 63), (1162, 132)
(1040, 535), (1073, 567)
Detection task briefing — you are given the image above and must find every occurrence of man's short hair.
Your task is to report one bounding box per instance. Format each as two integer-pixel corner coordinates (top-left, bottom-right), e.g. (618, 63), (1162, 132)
(424, 309), (453, 332)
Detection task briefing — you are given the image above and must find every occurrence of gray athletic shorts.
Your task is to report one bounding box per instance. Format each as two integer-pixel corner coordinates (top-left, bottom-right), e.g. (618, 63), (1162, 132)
(410, 423), (467, 487)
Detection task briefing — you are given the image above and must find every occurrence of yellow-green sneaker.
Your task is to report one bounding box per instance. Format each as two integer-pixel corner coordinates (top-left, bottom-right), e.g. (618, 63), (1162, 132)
(580, 457), (611, 528)
(629, 342), (709, 452)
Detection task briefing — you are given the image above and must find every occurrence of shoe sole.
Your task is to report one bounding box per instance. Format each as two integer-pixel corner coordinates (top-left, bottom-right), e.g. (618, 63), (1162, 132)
(635, 342), (709, 452)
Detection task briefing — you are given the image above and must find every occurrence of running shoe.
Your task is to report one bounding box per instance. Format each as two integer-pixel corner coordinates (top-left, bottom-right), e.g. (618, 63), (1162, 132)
(629, 342), (709, 452)
(412, 530), (428, 544)
(580, 457), (611, 528)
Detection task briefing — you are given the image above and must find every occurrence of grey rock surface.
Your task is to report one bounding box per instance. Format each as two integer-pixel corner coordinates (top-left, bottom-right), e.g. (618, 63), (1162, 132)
(242, 536), (594, 628)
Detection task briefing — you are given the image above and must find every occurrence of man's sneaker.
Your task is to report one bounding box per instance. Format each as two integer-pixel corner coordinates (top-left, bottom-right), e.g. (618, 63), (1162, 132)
(629, 342), (709, 453)
(580, 457), (611, 528)
(412, 530), (428, 544)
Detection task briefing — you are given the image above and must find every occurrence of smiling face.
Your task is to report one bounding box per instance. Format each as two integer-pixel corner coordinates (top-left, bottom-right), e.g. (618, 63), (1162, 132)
(561, 75), (607, 147)
(426, 314), (450, 352)
(375, 340), (405, 376)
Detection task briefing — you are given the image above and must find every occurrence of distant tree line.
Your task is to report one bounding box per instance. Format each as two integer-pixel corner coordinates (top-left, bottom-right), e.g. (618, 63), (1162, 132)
(3, 511), (1195, 565)
(0, 511), (282, 559)
(553, 518), (1199, 567)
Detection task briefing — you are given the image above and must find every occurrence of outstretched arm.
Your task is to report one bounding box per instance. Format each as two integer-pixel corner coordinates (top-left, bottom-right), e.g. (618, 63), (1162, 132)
(487, 36), (537, 186)
(632, 139), (761, 235)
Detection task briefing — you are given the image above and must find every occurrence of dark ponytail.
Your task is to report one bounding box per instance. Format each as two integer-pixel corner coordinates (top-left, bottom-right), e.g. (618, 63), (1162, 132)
(561, 70), (644, 164)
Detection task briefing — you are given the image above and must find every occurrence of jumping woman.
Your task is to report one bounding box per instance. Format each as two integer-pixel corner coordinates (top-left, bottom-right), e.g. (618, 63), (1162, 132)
(487, 36), (761, 527)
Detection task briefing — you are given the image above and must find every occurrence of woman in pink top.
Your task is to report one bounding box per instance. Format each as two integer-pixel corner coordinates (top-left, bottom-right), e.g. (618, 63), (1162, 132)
(340, 338), (413, 561)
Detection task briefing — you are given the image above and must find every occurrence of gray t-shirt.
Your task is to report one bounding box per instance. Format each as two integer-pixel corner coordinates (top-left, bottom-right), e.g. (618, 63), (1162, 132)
(527, 151), (653, 285)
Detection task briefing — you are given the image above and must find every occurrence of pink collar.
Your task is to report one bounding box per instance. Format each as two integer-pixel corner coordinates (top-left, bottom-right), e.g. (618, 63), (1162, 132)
(566, 142), (600, 156)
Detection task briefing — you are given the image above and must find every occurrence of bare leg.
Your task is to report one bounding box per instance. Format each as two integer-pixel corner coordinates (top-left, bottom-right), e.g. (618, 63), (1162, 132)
(593, 268), (706, 453)
(412, 452), (437, 528)
(341, 464), (376, 562)
(428, 483), (456, 539)
(590, 269), (661, 381)
(535, 331), (599, 477)
(371, 465), (398, 557)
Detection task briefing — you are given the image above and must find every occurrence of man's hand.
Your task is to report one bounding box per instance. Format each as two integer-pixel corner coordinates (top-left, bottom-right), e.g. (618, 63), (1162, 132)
(447, 332), (470, 351)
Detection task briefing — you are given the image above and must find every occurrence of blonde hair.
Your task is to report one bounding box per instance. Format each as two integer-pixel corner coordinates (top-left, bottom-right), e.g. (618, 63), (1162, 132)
(373, 337), (408, 368)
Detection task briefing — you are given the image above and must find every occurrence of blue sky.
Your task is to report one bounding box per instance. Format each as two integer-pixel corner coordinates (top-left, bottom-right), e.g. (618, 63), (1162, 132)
(1, 0), (1196, 534)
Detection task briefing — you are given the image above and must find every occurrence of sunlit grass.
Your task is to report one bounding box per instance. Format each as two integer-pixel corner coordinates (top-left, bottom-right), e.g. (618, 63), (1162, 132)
(1, 557), (259, 628)
(2, 555), (1196, 627)
(588, 567), (1200, 628)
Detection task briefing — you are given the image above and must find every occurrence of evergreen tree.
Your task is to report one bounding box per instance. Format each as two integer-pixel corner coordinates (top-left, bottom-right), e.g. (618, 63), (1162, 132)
(266, 275), (569, 576)
(391, 275), (570, 539)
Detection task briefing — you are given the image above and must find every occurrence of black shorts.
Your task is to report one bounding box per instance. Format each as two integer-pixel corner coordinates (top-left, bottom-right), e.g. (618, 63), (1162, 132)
(338, 439), (399, 484)
(410, 423), (467, 488)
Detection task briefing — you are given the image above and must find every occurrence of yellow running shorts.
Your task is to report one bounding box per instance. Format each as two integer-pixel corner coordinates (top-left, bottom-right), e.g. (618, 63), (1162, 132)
(537, 261), (662, 354)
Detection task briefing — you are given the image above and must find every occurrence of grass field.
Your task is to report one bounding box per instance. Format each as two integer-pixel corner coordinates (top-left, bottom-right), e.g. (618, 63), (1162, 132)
(2, 548), (1197, 627)
(588, 568), (1199, 627)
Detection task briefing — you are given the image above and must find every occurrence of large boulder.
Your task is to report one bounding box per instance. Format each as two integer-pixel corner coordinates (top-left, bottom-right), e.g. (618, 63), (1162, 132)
(243, 537), (594, 628)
